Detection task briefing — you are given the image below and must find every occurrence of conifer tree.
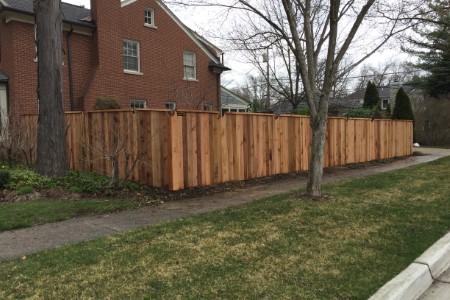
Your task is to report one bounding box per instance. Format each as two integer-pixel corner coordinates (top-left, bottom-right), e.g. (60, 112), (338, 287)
(392, 87), (414, 121)
(404, 3), (450, 97)
(363, 81), (381, 108)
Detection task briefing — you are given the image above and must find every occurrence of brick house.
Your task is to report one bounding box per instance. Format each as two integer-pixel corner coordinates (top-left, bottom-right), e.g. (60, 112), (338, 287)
(0, 0), (230, 116)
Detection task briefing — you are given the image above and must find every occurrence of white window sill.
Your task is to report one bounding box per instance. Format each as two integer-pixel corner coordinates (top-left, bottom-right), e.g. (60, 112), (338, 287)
(124, 70), (144, 76)
(144, 23), (158, 29)
(183, 78), (198, 82)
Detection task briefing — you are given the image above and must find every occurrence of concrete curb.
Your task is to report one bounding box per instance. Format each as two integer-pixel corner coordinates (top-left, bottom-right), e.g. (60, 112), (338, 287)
(369, 231), (450, 300)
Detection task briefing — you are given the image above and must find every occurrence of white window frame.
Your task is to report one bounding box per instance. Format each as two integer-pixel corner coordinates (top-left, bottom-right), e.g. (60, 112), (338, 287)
(123, 39), (142, 75)
(144, 9), (157, 28)
(130, 99), (147, 109)
(183, 51), (197, 81)
(165, 102), (176, 110)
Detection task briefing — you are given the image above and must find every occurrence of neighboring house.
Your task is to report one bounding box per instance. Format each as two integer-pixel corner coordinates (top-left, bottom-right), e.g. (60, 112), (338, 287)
(0, 0), (230, 116)
(329, 82), (423, 116)
(269, 99), (308, 115)
(220, 87), (250, 114)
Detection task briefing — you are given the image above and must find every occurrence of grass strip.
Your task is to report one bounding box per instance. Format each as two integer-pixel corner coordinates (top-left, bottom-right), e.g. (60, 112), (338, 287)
(0, 199), (144, 232)
(0, 157), (449, 299)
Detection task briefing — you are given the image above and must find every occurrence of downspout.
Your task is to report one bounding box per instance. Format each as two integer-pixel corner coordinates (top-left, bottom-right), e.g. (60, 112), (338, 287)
(217, 53), (224, 114)
(67, 27), (75, 111)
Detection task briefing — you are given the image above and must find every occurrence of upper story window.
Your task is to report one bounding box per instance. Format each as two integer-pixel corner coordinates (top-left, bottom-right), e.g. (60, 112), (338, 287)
(183, 51), (196, 80)
(130, 99), (147, 109)
(123, 40), (140, 73)
(144, 9), (156, 27)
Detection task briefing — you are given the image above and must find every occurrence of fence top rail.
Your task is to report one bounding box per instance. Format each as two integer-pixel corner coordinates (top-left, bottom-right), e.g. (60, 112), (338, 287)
(20, 109), (414, 123)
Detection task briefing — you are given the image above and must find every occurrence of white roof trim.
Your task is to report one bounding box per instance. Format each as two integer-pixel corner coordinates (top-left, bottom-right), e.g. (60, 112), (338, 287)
(121, 0), (138, 7)
(156, 0), (219, 63)
(192, 31), (223, 58)
(0, 0), (8, 7)
(221, 87), (251, 106)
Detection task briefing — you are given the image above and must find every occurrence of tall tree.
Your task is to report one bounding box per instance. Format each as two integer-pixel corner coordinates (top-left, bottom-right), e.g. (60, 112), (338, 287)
(34, 0), (68, 176)
(392, 87), (414, 121)
(170, 0), (422, 197)
(363, 81), (380, 108)
(404, 2), (450, 97)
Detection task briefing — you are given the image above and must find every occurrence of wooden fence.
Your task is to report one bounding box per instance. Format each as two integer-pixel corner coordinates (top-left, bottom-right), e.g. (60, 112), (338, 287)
(20, 110), (413, 190)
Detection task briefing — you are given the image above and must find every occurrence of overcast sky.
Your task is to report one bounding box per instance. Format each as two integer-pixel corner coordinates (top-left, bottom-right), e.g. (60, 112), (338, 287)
(62, 0), (408, 91)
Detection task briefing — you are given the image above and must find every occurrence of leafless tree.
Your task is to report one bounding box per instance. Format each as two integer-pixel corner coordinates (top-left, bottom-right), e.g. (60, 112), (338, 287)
(354, 60), (422, 90)
(0, 113), (37, 167)
(34, 0), (68, 176)
(82, 118), (140, 188)
(232, 74), (280, 111)
(169, 0), (423, 196)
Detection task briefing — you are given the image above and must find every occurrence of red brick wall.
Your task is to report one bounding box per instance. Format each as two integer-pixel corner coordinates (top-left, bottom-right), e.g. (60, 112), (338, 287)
(0, 20), (94, 115)
(86, 0), (220, 110)
(1, 0), (220, 115)
(6, 22), (39, 115)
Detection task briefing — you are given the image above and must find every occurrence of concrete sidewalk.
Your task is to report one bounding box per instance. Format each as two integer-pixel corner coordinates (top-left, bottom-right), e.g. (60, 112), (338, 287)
(0, 147), (449, 262)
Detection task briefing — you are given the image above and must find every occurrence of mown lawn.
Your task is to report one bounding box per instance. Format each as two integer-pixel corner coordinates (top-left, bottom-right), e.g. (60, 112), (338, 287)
(0, 157), (449, 299)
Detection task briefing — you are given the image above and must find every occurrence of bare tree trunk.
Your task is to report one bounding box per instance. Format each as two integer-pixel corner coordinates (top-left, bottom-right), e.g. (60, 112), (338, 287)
(307, 114), (327, 197)
(34, 0), (68, 177)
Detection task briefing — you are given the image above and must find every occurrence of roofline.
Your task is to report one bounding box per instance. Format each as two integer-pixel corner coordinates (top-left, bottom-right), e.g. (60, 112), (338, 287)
(0, 5), (95, 29)
(221, 86), (251, 105)
(191, 30), (223, 57)
(156, 0), (219, 63)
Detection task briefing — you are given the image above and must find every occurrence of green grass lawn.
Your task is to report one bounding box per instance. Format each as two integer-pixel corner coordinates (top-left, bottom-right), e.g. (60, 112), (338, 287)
(0, 199), (146, 232)
(0, 157), (449, 299)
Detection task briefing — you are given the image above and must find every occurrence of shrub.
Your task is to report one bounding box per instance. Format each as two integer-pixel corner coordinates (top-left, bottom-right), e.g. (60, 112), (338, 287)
(17, 186), (33, 195)
(363, 81), (381, 108)
(292, 107), (310, 115)
(0, 169), (10, 189)
(94, 98), (121, 110)
(6, 167), (53, 190)
(343, 107), (384, 119)
(392, 87), (414, 121)
(58, 170), (114, 193)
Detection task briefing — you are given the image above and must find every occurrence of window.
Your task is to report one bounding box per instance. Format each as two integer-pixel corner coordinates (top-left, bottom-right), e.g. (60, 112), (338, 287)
(382, 99), (389, 110)
(144, 9), (155, 27)
(165, 102), (176, 110)
(123, 40), (140, 73)
(204, 104), (213, 111)
(183, 51), (196, 80)
(130, 99), (147, 109)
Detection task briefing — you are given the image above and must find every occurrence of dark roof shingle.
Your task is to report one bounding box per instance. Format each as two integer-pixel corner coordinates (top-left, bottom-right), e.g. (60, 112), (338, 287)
(2, 0), (94, 28)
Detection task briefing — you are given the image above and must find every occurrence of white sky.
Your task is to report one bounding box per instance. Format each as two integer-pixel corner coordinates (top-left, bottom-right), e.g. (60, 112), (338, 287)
(62, 0), (408, 90)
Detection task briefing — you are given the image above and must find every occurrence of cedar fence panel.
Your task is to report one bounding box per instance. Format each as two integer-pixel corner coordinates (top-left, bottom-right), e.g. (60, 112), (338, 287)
(18, 110), (413, 190)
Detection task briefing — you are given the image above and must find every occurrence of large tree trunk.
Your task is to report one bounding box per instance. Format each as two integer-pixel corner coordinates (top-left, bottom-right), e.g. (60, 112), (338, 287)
(307, 113), (328, 197)
(34, 0), (68, 177)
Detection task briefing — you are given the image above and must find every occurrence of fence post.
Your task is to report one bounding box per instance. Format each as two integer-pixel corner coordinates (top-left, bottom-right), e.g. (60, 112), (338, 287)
(168, 112), (181, 191)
